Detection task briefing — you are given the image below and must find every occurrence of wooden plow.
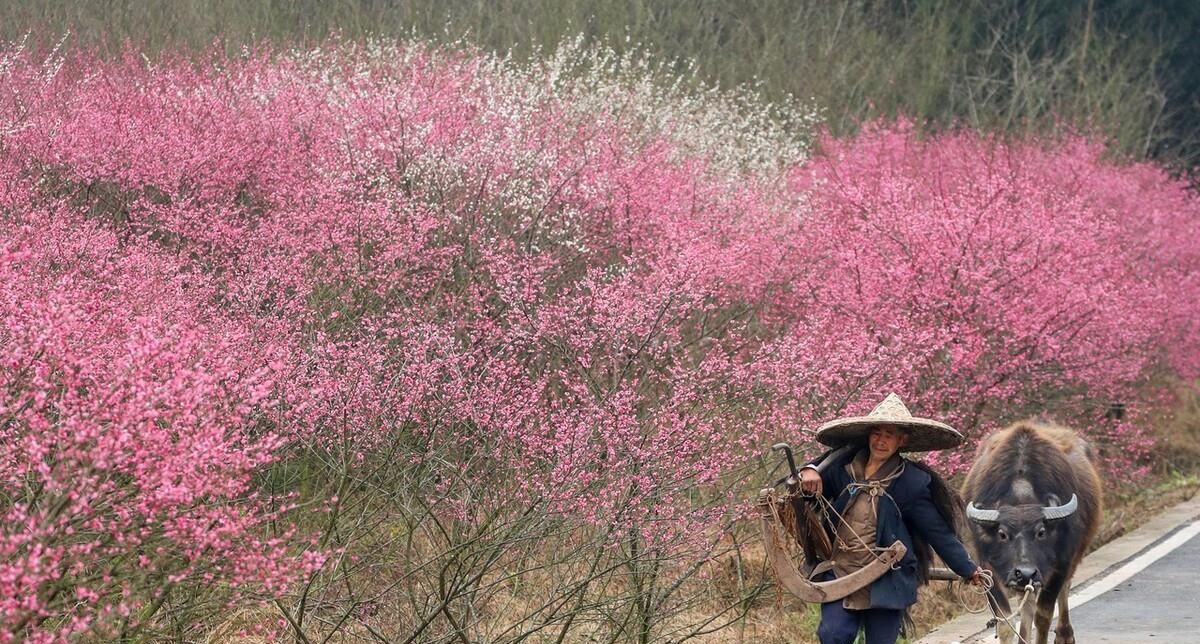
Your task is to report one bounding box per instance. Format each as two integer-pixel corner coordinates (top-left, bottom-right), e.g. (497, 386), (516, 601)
(758, 443), (959, 603)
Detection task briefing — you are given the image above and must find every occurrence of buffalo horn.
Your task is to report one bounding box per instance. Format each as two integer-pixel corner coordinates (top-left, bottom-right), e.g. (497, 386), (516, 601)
(1042, 493), (1078, 521)
(965, 502), (999, 525)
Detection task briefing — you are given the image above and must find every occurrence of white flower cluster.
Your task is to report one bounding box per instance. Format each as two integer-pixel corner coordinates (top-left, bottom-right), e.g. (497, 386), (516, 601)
(273, 35), (819, 254)
(287, 34), (821, 181)
(534, 34), (822, 180)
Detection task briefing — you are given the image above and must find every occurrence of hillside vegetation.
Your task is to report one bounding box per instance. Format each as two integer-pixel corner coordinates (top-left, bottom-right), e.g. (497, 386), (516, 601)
(1, 3), (1199, 643)
(2, 0), (1198, 169)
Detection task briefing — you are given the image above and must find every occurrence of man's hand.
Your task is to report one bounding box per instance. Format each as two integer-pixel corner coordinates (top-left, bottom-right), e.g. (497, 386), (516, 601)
(799, 467), (823, 496)
(967, 566), (989, 587)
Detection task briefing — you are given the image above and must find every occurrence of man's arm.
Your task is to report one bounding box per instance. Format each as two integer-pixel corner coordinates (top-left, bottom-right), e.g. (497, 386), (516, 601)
(904, 480), (979, 579)
(798, 465), (827, 497)
(798, 446), (850, 498)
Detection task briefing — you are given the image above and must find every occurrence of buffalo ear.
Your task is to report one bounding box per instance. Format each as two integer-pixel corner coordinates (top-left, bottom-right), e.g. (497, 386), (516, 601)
(1044, 493), (1061, 507)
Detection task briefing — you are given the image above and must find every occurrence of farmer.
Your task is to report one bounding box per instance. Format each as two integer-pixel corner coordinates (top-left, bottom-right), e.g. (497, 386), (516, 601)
(799, 393), (987, 644)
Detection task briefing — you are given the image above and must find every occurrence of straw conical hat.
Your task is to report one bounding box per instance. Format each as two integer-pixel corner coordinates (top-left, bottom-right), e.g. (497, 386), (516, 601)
(814, 393), (963, 452)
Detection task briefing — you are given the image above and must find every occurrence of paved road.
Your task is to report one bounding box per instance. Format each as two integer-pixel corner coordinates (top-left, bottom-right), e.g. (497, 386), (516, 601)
(1069, 521), (1200, 644)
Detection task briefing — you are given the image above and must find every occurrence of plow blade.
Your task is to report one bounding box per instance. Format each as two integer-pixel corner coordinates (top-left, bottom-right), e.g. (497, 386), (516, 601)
(758, 487), (908, 603)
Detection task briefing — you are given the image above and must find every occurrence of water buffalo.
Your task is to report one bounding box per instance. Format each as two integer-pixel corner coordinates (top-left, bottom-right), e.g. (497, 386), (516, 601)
(961, 421), (1102, 644)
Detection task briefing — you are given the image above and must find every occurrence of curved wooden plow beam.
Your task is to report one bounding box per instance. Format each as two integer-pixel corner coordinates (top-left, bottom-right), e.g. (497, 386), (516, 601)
(758, 488), (908, 603)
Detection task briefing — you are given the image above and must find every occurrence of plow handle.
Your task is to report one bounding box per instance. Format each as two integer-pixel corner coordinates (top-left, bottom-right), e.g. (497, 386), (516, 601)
(813, 444), (856, 474)
(771, 443), (856, 488)
(926, 567), (962, 582)
(771, 443), (800, 485)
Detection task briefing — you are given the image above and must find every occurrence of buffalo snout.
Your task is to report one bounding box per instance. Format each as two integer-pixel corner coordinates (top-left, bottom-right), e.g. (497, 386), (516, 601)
(1007, 565), (1041, 589)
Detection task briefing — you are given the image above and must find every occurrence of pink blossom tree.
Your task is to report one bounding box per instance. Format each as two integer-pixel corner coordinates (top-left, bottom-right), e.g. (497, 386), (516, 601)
(768, 122), (1200, 472)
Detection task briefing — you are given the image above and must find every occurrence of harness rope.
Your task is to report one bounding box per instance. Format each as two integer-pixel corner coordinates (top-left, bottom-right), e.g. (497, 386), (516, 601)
(810, 460), (907, 573)
(947, 563), (1038, 644)
(835, 465), (905, 563)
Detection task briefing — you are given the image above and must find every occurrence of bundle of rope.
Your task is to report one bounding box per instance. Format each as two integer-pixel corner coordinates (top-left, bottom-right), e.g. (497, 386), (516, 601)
(771, 489), (832, 569)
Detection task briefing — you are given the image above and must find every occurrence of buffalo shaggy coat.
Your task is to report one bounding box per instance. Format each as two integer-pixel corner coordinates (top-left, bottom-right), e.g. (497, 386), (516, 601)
(961, 421), (1102, 644)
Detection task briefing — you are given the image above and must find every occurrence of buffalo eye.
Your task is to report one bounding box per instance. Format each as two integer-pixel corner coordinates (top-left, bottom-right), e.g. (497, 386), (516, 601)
(1036, 525), (1047, 540)
(997, 528), (1009, 542)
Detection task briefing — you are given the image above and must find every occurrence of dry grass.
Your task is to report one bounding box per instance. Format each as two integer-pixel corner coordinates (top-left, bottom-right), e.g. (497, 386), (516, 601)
(203, 608), (277, 644)
(1096, 472), (1200, 547)
(1152, 384), (1200, 472)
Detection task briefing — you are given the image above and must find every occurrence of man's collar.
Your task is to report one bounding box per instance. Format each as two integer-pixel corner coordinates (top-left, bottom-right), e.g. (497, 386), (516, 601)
(847, 448), (903, 482)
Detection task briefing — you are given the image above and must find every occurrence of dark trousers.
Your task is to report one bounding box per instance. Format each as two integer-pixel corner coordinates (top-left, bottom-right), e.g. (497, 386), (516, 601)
(817, 600), (903, 644)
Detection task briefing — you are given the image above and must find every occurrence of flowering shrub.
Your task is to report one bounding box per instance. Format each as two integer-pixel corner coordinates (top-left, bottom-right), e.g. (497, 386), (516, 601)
(0, 35), (1196, 642)
(0, 205), (315, 641)
(772, 122), (1200, 472)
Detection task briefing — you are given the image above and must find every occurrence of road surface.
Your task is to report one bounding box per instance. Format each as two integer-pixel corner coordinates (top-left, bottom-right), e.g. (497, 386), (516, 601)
(1069, 520), (1200, 643)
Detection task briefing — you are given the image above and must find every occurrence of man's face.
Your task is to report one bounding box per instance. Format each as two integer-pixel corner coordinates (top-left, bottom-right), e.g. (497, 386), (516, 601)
(868, 424), (908, 459)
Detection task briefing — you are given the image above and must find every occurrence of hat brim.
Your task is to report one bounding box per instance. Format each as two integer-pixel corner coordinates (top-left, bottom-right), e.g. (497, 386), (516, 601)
(814, 417), (964, 452)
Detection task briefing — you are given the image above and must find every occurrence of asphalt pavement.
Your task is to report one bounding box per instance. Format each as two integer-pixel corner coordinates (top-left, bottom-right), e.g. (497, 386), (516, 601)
(1069, 521), (1200, 643)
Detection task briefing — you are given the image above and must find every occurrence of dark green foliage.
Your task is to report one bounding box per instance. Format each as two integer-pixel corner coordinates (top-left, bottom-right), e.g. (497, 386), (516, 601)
(2, 0), (1196, 167)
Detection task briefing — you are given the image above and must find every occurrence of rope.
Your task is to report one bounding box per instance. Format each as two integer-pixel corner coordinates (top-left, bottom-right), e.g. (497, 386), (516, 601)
(765, 486), (897, 584)
(989, 582), (1036, 644)
(806, 460), (906, 573)
(952, 567), (993, 615)
(814, 492), (895, 567)
(763, 496), (790, 610)
(952, 570), (1035, 644)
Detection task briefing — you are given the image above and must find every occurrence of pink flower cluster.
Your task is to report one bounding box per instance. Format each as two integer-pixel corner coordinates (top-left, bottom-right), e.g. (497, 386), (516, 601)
(770, 122), (1200, 471)
(1, 38), (1197, 638)
(0, 201), (314, 640)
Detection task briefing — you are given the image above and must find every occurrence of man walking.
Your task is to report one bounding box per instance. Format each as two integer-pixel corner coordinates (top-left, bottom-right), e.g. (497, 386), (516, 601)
(799, 393), (986, 644)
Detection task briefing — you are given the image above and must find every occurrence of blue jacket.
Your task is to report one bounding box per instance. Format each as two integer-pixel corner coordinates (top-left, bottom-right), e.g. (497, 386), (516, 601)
(813, 449), (977, 610)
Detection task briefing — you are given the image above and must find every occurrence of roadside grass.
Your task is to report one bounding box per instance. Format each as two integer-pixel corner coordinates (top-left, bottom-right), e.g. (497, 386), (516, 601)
(1097, 471), (1200, 547)
(1095, 381), (1200, 545)
(1153, 383), (1200, 473)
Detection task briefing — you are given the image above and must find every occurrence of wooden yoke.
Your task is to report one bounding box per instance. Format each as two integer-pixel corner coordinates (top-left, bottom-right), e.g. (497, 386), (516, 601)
(757, 487), (908, 603)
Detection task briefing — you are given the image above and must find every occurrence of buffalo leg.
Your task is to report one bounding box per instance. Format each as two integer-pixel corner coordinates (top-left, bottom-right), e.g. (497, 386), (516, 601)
(1032, 592), (1054, 644)
(1033, 575), (1068, 644)
(988, 587), (1016, 644)
(1054, 579), (1076, 644)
